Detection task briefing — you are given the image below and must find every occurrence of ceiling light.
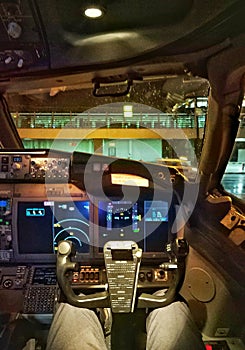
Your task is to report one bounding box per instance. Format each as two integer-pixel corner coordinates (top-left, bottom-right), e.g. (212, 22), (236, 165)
(82, 2), (106, 19)
(84, 7), (103, 18)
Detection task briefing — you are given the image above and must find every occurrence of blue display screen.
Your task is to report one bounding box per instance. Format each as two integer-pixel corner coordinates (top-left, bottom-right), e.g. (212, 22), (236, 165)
(0, 200), (7, 208)
(12, 156), (22, 162)
(26, 208), (45, 216)
(17, 201), (90, 254)
(98, 200), (170, 252)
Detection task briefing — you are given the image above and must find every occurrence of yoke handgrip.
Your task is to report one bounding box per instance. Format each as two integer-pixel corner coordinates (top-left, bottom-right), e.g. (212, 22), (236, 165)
(56, 241), (110, 308)
(137, 267), (181, 308)
(137, 239), (188, 308)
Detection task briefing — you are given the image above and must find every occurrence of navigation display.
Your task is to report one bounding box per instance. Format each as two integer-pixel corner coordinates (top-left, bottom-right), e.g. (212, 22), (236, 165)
(98, 200), (169, 252)
(17, 200), (90, 255)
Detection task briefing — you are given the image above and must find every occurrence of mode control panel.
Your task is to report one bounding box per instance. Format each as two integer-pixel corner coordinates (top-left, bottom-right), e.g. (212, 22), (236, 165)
(0, 152), (70, 182)
(30, 157), (69, 180)
(0, 155), (30, 179)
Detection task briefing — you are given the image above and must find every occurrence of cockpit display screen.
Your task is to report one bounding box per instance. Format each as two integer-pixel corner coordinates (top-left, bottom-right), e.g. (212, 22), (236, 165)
(98, 200), (169, 252)
(17, 200), (90, 255)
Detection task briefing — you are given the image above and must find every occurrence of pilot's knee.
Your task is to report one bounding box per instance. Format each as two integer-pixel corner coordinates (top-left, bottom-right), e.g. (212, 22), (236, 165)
(146, 301), (200, 340)
(146, 302), (205, 350)
(146, 301), (189, 329)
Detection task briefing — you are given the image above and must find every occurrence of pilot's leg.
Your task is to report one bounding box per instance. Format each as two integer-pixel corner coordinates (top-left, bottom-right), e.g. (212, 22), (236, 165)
(46, 303), (108, 350)
(146, 301), (206, 350)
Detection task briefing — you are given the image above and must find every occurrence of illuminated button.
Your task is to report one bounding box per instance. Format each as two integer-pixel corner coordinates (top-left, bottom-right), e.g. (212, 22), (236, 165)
(17, 58), (24, 68)
(1, 165), (8, 172)
(3, 279), (13, 288)
(1, 157), (9, 164)
(5, 56), (13, 64)
(146, 271), (153, 282)
(12, 163), (21, 170)
(139, 272), (145, 282)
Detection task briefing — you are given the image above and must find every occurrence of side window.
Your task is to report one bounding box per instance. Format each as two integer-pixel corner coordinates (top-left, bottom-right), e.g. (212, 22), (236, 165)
(222, 99), (245, 200)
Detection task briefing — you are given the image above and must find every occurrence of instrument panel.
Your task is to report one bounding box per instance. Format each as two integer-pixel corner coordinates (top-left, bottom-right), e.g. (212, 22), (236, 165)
(0, 183), (174, 263)
(0, 149), (179, 316)
(0, 149), (178, 263)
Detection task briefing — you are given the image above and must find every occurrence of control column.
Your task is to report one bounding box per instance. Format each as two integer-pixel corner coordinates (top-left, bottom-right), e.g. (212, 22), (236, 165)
(104, 241), (142, 313)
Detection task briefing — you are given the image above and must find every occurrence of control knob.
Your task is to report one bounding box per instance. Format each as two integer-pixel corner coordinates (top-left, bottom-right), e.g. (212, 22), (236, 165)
(12, 163), (21, 170)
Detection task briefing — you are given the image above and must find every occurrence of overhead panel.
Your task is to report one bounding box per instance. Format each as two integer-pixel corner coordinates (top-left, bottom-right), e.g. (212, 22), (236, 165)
(0, 0), (49, 77)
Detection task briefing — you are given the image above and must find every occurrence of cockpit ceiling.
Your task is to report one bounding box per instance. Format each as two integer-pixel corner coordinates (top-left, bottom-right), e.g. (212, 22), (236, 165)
(39, 0), (245, 66)
(57, 0), (193, 34)
(0, 0), (244, 94)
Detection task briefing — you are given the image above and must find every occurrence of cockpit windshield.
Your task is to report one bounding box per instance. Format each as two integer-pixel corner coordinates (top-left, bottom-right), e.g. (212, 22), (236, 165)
(6, 78), (209, 180)
(5, 80), (245, 198)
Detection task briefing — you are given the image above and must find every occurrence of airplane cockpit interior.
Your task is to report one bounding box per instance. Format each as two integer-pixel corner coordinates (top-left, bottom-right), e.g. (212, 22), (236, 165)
(0, 1), (244, 349)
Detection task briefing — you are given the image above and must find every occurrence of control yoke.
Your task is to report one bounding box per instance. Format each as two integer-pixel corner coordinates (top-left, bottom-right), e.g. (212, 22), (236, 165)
(56, 241), (109, 308)
(56, 239), (188, 312)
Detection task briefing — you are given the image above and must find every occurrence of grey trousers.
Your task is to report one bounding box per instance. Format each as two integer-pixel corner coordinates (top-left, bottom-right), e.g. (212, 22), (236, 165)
(46, 302), (206, 350)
